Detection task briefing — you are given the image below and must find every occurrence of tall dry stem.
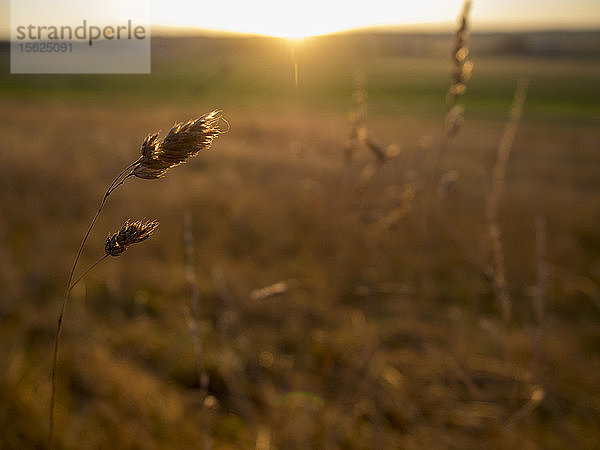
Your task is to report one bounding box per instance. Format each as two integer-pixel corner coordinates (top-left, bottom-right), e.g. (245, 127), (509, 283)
(50, 111), (225, 448)
(344, 73), (368, 162)
(49, 161), (139, 448)
(344, 73), (388, 165)
(183, 212), (212, 448)
(50, 218), (159, 447)
(533, 216), (547, 325)
(431, 0), (473, 186)
(531, 216), (548, 372)
(486, 78), (529, 323)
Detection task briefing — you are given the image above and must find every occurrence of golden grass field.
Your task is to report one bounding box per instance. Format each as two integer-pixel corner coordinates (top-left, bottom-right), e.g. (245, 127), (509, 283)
(1, 30), (600, 449)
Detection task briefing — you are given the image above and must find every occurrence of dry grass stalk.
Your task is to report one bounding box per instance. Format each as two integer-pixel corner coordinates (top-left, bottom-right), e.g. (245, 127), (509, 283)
(48, 160), (133, 447)
(486, 78), (529, 323)
(447, 1), (474, 107)
(344, 73), (389, 164)
(50, 219), (158, 445)
(533, 216), (548, 325)
(209, 267), (256, 418)
(344, 73), (368, 162)
(50, 111), (225, 448)
(183, 213), (209, 392)
(531, 216), (548, 372)
(431, 1), (473, 187)
(183, 212), (212, 449)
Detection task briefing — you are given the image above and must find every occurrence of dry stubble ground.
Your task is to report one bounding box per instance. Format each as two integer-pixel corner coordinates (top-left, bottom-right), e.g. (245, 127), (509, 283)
(1, 34), (600, 449)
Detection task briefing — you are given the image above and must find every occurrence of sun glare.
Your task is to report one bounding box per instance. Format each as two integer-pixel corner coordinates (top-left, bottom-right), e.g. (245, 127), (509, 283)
(152, 0), (462, 39)
(156, 15), (365, 40)
(153, 0), (600, 38)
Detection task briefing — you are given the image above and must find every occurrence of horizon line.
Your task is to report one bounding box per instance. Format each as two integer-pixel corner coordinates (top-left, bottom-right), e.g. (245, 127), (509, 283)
(150, 22), (600, 39)
(1, 22), (598, 41)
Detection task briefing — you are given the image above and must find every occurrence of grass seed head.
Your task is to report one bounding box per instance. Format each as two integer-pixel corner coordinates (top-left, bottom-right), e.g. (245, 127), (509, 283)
(105, 219), (159, 256)
(134, 110), (226, 179)
(448, 1), (473, 105)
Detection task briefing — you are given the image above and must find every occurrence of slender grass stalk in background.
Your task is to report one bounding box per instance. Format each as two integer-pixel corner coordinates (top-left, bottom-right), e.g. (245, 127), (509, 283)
(432, 0), (473, 186)
(183, 212), (209, 396)
(447, 1), (474, 107)
(344, 72), (368, 163)
(183, 212), (212, 449)
(501, 216), (549, 430)
(533, 216), (548, 326)
(424, 0), (473, 235)
(343, 73), (399, 208)
(49, 111), (225, 448)
(486, 79), (529, 323)
(531, 216), (548, 372)
(344, 73), (389, 165)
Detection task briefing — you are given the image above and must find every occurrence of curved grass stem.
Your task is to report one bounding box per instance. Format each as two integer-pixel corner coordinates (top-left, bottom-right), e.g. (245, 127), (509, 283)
(49, 159), (140, 449)
(68, 254), (109, 293)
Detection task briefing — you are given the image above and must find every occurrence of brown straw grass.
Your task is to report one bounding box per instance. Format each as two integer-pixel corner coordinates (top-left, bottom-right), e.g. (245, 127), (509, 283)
(531, 216), (548, 374)
(344, 73), (368, 162)
(431, 0), (473, 187)
(49, 111), (225, 448)
(424, 0), (473, 235)
(50, 219), (159, 447)
(486, 78), (529, 323)
(447, 1), (473, 107)
(344, 73), (388, 165)
(134, 110), (226, 179)
(182, 212), (213, 449)
(104, 219), (160, 256)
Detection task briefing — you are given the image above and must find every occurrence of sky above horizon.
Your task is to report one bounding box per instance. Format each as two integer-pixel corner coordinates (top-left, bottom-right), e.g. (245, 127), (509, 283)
(2, 0), (599, 39)
(152, 0), (600, 37)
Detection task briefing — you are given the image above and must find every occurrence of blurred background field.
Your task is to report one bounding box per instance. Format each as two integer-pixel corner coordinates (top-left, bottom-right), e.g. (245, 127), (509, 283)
(1, 29), (600, 449)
